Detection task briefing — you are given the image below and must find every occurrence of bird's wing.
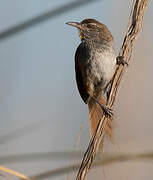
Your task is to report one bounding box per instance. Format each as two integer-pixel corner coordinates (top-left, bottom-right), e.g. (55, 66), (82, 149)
(75, 43), (89, 104)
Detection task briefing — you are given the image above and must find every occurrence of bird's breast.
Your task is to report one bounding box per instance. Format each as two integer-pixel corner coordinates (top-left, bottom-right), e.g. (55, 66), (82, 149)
(86, 48), (116, 89)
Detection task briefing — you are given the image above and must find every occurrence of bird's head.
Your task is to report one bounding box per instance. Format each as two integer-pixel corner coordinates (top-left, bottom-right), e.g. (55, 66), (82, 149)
(66, 19), (113, 45)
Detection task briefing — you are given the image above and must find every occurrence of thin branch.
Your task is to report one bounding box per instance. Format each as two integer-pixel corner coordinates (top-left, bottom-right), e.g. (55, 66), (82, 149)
(76, 0), (150, 179)
(29, 151), (153, 180)
(1, 151), (153, 179)
(0, 151), (83, 164)
(0, 0), (98, 41)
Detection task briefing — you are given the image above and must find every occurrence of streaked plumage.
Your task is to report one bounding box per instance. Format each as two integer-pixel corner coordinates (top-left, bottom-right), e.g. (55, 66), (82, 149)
(67, 19), (116, 137)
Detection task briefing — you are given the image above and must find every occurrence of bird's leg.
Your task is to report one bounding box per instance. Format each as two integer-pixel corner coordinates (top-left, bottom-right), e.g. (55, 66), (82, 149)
(90, 96), (113, 117)
(116, 56), (128, 66)
(87, 82), (113, 117)
(104, 80), (113, 100)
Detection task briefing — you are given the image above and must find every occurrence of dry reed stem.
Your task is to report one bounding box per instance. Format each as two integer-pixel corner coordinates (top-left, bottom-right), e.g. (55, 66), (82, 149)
(76, 0), (150, 179)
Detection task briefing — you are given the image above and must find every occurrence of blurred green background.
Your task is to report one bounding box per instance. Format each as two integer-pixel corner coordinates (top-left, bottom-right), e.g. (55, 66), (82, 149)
(0, 0), (153, 179)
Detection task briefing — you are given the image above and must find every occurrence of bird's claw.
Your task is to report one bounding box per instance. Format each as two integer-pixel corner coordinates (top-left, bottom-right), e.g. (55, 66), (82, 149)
(100, 104), (113, 117)
(116, 56), (128, 66)
(91, 96), (113, 117)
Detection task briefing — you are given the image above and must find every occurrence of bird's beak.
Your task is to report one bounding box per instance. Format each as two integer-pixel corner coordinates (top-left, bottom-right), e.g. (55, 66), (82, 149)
(66, 22), (84, 31)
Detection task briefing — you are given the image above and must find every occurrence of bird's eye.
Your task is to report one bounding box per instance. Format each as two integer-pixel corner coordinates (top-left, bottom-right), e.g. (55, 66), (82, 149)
(86, 24), (94, 29)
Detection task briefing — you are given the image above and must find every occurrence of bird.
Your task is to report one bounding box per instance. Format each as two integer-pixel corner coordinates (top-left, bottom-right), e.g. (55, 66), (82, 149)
(66, 19), (116, 138)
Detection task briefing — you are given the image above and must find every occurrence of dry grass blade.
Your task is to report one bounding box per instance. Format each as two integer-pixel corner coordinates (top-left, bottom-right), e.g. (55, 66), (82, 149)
(29, 151), (153, 179)
(0, 120), (44, 146)
(0, 151), (84, 164)
(0, 166), (31, 180)
(0, 151), (152, 180)
(76, 0), (150, 179)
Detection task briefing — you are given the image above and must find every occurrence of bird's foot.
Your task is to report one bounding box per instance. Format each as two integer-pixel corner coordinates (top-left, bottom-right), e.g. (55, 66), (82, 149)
(91, 96), (113, 117)
(100, 104), (113, 117)
(116, 56), (128, 66)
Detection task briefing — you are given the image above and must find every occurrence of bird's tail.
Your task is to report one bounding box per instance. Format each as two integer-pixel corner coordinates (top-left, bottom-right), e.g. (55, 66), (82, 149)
(88, 96), (112, 139)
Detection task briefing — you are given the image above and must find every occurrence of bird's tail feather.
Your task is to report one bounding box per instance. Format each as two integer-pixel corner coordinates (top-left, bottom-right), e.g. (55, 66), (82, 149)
(88, 96), (112, 139)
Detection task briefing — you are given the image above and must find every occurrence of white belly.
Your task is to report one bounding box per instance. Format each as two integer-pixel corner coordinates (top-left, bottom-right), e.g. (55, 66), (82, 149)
(90, 49), (116, 89)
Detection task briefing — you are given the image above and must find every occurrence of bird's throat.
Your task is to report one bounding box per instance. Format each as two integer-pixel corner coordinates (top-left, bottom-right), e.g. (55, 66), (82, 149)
(79, 31), (84, 40)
